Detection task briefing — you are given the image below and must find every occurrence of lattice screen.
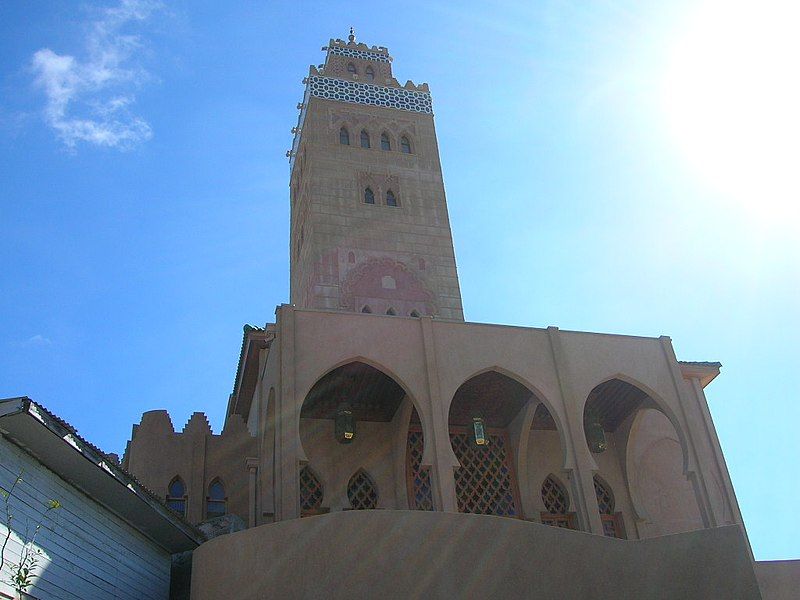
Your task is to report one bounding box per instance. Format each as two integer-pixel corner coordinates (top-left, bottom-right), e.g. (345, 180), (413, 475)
(593, 476), (615, 514)
(299, 466), (324, 513)
(541, 475), (569, 514)
(451, 431), (519, 517)
(406, 429), (434, 510)
(347, 469), (378, 509)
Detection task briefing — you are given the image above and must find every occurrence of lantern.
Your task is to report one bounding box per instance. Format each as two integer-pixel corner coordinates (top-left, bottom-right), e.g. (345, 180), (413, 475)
(584, 407), (606, 453)
(335, 402), (355, 444)
(471, 415), (488, 446)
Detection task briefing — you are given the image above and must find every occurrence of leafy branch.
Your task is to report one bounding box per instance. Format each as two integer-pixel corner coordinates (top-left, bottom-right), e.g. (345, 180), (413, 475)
(0, 470), (62, 595)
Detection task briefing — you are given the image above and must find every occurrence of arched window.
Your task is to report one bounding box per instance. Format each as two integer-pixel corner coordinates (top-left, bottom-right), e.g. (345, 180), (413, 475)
(347, 63), (357, 75)
(348, 251), (355, 263)
(299, 466), (324, 515)
(361, 305), (372, 313)
(386, 307), (396, 316)
(380, 133), (391, 151)
(364, 187), (375, 204)
(166, 477), (187, 517)
(347, 469), (378, 510)
(365, 66), (374, 82)
(360, 130), (370, 148)
(593, 475), (624, 538)
(540, 475), (575, 529)
(206, 479), (226, 518)
(593, 476), (614, 514)
(409, 310), (420, 317)
(339, 127), (350, 145)
(386, 190), (397, 207)
(400, 136), (412, 154)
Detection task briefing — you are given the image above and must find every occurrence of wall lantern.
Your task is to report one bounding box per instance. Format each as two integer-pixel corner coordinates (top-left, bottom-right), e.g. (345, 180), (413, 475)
(584, 407), (607, 453)
(335, 402), (356, 444)
(471, 415), (488, 447)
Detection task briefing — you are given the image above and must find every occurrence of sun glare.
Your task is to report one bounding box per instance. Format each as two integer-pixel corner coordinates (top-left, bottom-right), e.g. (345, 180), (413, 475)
(663, 1), (800, 221)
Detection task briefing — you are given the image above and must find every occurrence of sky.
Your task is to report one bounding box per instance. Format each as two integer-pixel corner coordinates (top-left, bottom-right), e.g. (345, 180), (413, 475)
(1, 0), (798, 560)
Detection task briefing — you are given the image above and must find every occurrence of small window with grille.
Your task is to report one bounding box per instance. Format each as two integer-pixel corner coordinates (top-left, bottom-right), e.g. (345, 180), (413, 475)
(540, 474), (575, 529)
(386, 190), (397, 207)
(400, 136), (412, 154)
(339, 127), (350, 145)
(166, 477), (187, 517)
(365, 66), (375, 81)
(299, 466), (324, 515)
(594, 475), (624, 538)
(360, 130), (370, 148)
(206, 479), (226, 518)
(347, 63), (357, 75)
(347, 469), (378, 510)
(381, 132), (391, 151)
(364, 187), (375, 204)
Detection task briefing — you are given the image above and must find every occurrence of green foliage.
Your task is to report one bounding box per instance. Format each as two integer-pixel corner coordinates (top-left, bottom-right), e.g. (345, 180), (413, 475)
(0, 470), (62, 594)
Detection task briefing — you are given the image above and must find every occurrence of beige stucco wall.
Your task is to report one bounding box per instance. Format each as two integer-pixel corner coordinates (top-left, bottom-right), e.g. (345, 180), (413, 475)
(258, 306), (743, 542)
(755, 560), (800, 600)
(190, 511), (761, 599)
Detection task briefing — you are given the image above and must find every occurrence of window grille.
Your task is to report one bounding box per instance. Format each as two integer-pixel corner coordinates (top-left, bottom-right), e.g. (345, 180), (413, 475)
(594, 476), (614, 514)
(206, 479), (226, 518)
(299, 466), (324, 514)
(450, 430), (520, 517)
(406, 428), (434, 510)
(381, 133), (391, 150)
(166, 477), (187, 517)
(339, 127), (350, 145)
(360, 130), (370, 148)
(347, 470), (378, 510)
(541, 475), (568, 514)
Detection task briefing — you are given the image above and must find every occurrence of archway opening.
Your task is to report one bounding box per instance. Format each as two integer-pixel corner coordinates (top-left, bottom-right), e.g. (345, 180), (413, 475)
(582, 378), (699, 538)
(529, 402), (573, 528)
(300, 361), (419, 512)
(447, 371), (530, 518)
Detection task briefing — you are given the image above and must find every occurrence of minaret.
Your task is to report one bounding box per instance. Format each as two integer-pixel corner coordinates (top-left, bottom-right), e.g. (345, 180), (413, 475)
(287, 31), (464, 320)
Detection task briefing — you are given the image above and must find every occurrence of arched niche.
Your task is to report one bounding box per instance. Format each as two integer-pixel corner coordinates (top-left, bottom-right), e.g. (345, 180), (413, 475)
(298, 360), (428, 512)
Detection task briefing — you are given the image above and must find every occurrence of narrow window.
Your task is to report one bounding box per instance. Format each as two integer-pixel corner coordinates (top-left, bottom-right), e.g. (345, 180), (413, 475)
(299, 466), (324, 516)
(166, 477), (187, 517)
(594, 475), (624, 538)
(206, 479), (226, 518)
(347, 62), (357, 75)
(386, 190), (397, 207)
(418, 258), (425, 270)
(364, 187), (375, 204)
(381, 133), (391, 151)
(348, 251), (355, 263)
(400, 136), (411, 154)
(361, 305), (372, 313)
(365, 66), (375, 82)
(386, 307), (396, 316)
(360, 130), (370, 148)
(410, 310), (420, 317)
(347, 469), (378, 509)
(339, 127), (350, 145)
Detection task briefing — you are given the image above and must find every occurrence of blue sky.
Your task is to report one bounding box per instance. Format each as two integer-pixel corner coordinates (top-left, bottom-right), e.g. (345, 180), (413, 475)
(1, 1), (797, 560)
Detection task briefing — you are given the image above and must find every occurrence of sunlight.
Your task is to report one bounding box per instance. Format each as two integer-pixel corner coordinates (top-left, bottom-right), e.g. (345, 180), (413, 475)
(663, 1), (800, 221)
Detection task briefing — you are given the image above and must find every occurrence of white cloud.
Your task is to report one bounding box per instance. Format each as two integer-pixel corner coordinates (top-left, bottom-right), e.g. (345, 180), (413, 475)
(31, 0), (161, 150)
(23, 335), (54, 347)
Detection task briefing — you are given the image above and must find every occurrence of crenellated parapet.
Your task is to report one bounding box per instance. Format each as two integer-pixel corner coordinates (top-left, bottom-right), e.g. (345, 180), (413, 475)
(123, 408), (257, 526)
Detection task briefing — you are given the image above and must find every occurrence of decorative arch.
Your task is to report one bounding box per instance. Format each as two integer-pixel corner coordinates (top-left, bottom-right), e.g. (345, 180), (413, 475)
(297, 357), (433, 465)
(339, 257), (437, 315)
(347, 468), (378, 509)
(581, 373), (691, 475)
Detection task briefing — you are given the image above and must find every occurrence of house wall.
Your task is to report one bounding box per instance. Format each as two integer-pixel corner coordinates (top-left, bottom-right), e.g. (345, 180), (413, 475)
(0, 435), (171, 600)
